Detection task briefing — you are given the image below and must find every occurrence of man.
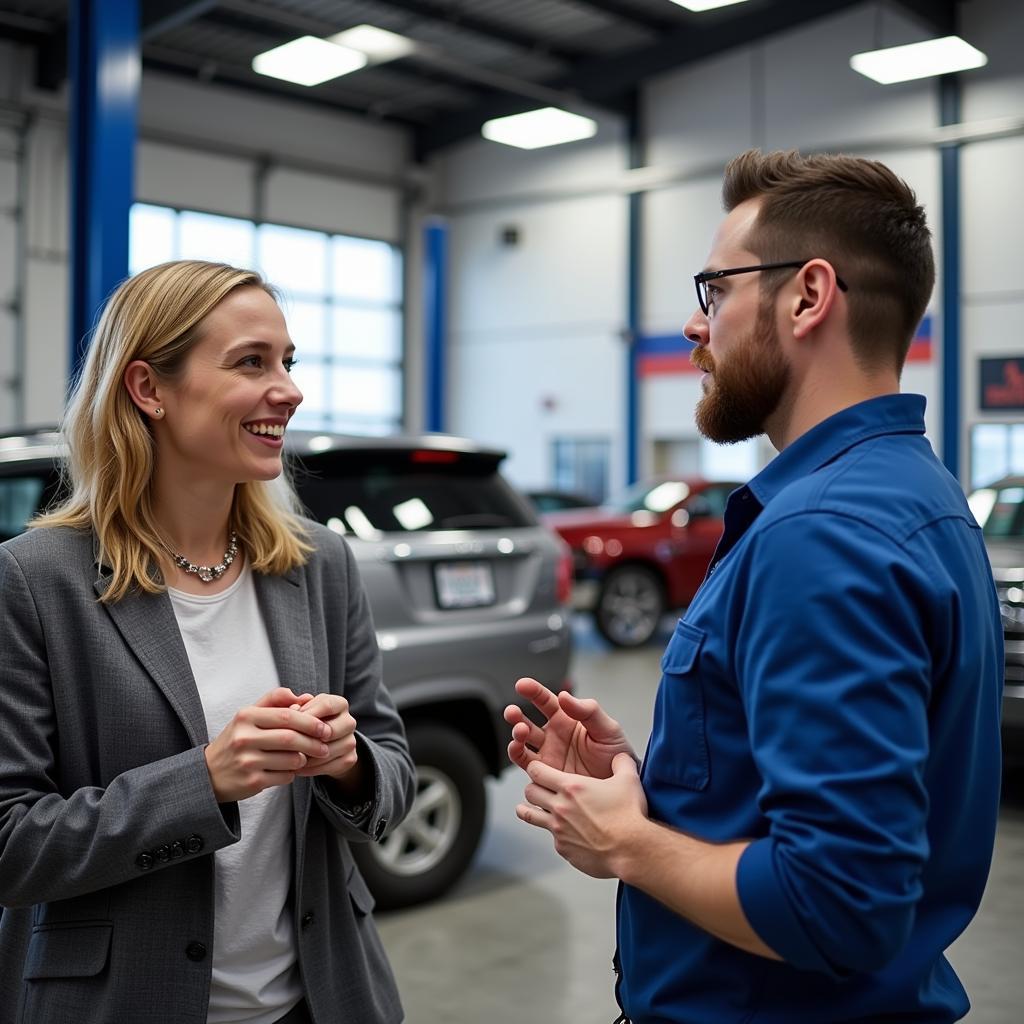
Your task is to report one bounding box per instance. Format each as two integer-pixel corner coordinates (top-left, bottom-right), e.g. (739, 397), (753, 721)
(504, 149), (1003, 1023)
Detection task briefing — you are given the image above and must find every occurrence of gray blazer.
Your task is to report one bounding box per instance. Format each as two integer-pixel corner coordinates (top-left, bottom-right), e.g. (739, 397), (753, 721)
(0, 522), (416, 1024)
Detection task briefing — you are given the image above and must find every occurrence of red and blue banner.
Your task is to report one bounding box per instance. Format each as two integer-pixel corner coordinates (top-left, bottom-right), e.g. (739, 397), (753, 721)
(636, 314), (933, 377)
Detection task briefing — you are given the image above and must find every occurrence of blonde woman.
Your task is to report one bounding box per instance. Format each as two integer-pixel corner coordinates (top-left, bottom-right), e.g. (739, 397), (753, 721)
(0, 260), (415, 1024)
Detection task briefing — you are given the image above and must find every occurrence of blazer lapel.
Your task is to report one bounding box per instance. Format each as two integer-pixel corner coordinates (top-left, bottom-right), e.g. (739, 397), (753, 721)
(97, 577), (210, 746)
(253, 567), (319, 699)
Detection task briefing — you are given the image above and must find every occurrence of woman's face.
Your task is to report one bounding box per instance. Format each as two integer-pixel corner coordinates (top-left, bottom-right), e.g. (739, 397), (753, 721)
(153, 286), (303, 486)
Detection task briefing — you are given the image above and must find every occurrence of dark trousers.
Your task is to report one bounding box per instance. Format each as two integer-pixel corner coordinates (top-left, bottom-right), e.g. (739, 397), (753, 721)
(273, 1000), (312, 1024)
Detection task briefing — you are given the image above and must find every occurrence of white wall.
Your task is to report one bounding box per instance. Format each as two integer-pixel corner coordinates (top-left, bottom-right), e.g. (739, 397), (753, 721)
(958, 0), (1024, 482)
(433, 114), (629, 492)
(0, 49), (413, 430)
(436, 0), (1021, 489)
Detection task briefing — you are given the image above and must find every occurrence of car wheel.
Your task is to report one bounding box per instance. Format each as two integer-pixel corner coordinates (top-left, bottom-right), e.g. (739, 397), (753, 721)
(594, 564), (665, 648)
(351, 723), (487, 910)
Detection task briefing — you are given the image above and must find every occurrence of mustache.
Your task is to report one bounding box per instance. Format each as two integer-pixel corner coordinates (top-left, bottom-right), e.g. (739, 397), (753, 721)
(690, 346), (715, 373)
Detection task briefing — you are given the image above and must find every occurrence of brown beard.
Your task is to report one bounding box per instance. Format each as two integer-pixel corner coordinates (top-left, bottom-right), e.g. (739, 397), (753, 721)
(694, 301), (789, 444)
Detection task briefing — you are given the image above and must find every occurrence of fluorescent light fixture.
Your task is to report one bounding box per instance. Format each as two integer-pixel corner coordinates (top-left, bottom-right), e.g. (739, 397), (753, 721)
(252, 36), (367, 87)
(481, 107), (597, 150)
(668, 0), (751, 11)
(328, 24), (417, 63)
(850, 35), (987, 84)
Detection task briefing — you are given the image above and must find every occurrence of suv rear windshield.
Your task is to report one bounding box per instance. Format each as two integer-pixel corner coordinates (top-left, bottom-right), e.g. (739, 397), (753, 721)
(293, 450), (535, 537)
(973, 485), (1024, 538)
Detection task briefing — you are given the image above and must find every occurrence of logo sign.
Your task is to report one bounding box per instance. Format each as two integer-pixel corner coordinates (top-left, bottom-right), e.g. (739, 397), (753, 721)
(980, 357), (1024, 411)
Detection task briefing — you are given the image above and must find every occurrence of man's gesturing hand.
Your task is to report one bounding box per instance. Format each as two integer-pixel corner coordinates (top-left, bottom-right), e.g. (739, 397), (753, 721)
(504, 677), (637, 780)
(204, 687), (331, 802)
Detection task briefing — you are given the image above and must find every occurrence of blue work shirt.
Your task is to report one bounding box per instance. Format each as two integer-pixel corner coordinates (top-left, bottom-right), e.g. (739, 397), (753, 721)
(618, 394), (1003, 1024)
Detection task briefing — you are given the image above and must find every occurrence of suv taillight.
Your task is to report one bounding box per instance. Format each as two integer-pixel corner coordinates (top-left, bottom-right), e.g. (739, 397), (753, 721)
(556, 543), (574, 606)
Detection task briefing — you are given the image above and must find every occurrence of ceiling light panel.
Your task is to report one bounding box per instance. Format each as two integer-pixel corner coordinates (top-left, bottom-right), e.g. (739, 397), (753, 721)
(850, 36), (987, 84)
(328, 25), (417, 63)
(481, 107), (597, 150)
(251, 36), (367, 87)
(668, 0), (751, 11)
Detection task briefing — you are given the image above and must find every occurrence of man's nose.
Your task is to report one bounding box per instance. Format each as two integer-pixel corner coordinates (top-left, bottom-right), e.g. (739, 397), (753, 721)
(683, 308), (709, 345)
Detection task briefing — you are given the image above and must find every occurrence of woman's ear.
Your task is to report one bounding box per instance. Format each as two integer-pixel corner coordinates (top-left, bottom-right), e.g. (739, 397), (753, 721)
(123, 360), (164, 419)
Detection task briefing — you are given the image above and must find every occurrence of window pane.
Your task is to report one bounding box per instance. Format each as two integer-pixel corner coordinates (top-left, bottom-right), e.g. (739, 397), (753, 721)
(178, 211), (254, 267)
(283, 299), (329, 358)
(332, 236), (399, 302)
(332, 306), (400, 361)
(971, 424), (1009, 489)
(331, 364), (400, 419)
(130, 204), (176, 273)
(258, 224), (328, 296)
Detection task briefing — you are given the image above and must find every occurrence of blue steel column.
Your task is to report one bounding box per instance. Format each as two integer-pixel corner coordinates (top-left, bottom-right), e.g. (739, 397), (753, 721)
(69, 0), (140, 383)
(939, 74), (961, 480)
(423, 217), (448, 433)
(625, 92), (642, 485)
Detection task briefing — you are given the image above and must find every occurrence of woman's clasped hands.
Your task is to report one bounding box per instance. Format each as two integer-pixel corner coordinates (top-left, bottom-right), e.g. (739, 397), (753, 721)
(204, 686), (359, 802)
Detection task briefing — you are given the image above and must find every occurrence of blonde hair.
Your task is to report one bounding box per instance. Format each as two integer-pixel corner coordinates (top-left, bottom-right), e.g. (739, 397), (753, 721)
(34, 259), (313, 601)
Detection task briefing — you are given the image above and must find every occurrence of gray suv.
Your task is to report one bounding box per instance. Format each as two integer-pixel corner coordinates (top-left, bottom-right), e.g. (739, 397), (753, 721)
(0, 427), (574, 908)
(967, 476), (1024, 744)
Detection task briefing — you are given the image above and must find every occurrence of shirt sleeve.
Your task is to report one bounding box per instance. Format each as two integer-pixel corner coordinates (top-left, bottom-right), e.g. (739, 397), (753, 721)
(732, 511), (934, 977)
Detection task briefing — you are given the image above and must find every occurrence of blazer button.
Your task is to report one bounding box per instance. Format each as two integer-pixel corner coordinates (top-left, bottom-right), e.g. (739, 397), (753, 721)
(301, 911), (315, 929)
(170, 841), (184, 859)
(185, 941), (207, 962)
(373, 818), (387, 841)
(136, 852), (154, 871)
(186, 834), (204, 855)
(155, 845), (171, 863)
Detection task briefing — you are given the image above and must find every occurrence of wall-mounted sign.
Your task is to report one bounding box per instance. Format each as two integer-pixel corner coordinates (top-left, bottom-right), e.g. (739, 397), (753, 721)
(979, 357), (1024, 411)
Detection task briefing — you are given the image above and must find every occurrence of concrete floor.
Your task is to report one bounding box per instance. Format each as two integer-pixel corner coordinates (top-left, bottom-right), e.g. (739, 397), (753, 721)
(377, 617), (1024, 1023)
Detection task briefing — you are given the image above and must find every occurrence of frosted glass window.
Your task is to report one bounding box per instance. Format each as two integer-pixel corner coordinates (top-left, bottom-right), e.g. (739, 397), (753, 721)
(258, 224), (328, 296)
(332, 365), (400, 419)
(332, 236), (399, 302)
(332, 307), (400, 362)
(178, 211), (254, 267)
(130, 204), (176, 273)
(130, 204), (402, 434)
(284, 300), (329, 358)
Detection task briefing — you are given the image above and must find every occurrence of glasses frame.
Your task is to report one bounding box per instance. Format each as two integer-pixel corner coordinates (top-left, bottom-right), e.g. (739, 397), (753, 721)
(694, 260), (848, 316)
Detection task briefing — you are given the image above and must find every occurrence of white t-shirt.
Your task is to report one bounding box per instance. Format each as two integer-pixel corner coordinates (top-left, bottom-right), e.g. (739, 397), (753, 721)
(169, 562), (303, 1024)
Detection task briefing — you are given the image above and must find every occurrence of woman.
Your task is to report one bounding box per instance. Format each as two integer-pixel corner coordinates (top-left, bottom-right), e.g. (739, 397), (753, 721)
(0, 260), (416, 1024)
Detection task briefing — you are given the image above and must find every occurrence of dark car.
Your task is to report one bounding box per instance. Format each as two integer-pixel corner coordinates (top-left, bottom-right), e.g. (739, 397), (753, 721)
(967, 476), (1024, 743)
(542, 477), (739, 648)
(0, 426), (574, 908)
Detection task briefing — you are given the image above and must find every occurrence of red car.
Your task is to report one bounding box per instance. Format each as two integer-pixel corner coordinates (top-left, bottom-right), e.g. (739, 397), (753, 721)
(542, 478), (739, 647)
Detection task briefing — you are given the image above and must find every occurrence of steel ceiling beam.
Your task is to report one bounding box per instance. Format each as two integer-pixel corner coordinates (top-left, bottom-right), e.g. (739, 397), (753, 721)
(416, 0), (866, 155)
(888, 0), (959, 38)
(568, 0), (681, 33)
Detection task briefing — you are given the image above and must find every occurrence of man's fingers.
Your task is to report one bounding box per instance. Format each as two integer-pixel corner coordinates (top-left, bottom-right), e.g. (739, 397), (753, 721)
(507, 739), (537, 771)
(516, 802), (553, 830)
(514, 677), (561, 720)
(558, 692), (622, 739)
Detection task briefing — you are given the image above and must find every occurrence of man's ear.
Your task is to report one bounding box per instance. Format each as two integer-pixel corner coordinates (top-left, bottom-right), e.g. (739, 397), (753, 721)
(123, 360), (163, 417)
(789, 260), (843, 340)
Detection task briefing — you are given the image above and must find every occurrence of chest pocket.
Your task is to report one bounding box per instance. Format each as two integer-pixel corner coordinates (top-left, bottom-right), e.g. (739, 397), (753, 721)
(646, 620), (709, 791)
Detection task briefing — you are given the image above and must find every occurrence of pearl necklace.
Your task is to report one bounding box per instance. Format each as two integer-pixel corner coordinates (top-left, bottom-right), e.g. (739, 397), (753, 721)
(171, 532), (239, 583)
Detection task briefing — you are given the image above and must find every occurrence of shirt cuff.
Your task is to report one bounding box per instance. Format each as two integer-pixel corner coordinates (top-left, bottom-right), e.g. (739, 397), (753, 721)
(736, 837), (839, 977)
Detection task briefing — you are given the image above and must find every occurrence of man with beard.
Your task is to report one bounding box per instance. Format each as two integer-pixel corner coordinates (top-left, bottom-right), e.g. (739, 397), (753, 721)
(504, 149), (1002, 1024)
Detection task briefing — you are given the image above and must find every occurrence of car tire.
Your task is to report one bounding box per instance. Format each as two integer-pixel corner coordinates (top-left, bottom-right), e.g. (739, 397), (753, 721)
(594, 564), (666, 648)
(351, 723), (487, 911)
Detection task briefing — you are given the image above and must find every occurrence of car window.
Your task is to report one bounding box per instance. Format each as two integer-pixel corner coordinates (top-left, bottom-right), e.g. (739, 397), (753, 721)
(292, 451), (535, 537)
(0, 475), (47, 541)
(980, 486), (1024, 538)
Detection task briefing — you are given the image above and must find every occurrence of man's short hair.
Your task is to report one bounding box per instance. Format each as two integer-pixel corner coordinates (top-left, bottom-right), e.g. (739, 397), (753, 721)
(722, 149), (935, 373)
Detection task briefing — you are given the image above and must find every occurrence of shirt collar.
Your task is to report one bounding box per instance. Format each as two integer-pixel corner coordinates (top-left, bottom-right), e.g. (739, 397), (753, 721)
(746, 393), (927, 509)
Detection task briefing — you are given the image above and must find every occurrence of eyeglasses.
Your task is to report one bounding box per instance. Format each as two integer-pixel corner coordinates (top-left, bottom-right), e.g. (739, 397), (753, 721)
(693, 260), (848, 316)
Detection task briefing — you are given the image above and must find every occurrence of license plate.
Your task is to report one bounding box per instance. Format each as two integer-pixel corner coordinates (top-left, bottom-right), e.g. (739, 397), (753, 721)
(434, 561), (495, 609)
